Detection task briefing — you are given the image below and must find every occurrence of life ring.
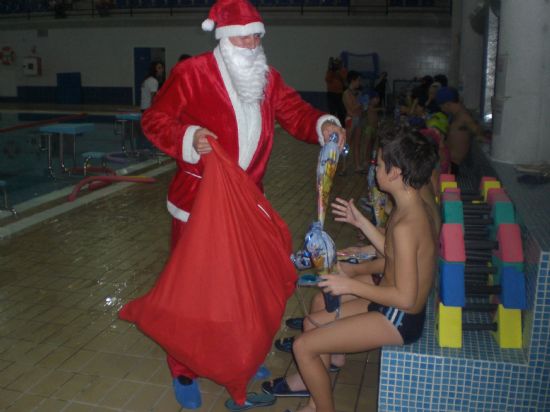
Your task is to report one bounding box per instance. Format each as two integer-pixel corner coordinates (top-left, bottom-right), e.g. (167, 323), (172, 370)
(1, 47), (15, 65)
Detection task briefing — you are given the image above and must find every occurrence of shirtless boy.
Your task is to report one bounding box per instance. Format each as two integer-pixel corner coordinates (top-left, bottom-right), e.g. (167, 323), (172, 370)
(436, 87), (484, 175)
(262, 129), (438, 412)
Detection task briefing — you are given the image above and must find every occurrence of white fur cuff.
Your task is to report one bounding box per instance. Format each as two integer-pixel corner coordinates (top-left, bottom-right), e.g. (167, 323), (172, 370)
(182, 125), (201, 164)
(316, 114), (341, 146)
(167, 200), (190, 222)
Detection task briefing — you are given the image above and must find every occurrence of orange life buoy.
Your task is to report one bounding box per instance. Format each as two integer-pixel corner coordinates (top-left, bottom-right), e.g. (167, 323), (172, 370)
(1, 47), (15, 65)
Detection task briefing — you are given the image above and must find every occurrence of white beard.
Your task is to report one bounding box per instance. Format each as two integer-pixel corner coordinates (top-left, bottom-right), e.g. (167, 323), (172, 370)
(219, 37), (268, 104)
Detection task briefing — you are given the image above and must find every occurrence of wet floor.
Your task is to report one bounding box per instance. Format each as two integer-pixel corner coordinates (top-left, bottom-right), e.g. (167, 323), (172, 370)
(0, 129), (379, 411)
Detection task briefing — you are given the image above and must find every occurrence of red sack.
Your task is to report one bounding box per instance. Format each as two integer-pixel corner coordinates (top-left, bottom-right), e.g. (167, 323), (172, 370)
(119, 139), (296, 404)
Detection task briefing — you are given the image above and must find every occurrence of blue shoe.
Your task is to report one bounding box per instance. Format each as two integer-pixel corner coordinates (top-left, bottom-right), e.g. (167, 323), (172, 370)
(254, 364), (271, 380)
(173, 376), (202, 409)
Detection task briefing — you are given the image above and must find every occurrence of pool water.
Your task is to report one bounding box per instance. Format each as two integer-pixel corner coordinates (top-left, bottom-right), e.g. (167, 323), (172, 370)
(0, 112), (158, 207)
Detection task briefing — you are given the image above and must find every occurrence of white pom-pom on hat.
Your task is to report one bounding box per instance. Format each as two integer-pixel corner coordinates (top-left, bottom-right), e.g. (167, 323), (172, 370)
(202, 18), (215, 32)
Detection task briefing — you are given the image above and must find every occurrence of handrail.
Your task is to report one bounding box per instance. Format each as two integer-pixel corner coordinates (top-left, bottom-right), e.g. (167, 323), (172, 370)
(0, 0), (452, 19)
(0, 112), (88, 134)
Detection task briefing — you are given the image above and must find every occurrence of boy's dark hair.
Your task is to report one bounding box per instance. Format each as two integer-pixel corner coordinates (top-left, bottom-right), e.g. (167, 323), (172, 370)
(380, 128), (438, 189)
(347, 71), (361, 84)
(145, 60), (164, 80)
(434, 74), (448, 87)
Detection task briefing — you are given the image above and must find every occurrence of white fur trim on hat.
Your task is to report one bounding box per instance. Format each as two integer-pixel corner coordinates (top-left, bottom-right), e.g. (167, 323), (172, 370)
(202, 18), (215, 32)
(215, 22), (265, 39)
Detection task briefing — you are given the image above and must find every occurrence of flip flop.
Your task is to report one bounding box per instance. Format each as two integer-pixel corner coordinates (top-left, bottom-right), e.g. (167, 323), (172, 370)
(261, 377), (310, 398)
(274, 337), (294, 353)
(285, 317), (304, 330)
(224, 392), (276, 411)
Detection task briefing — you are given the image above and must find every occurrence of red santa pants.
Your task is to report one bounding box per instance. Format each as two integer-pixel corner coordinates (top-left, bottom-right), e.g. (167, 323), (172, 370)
(166, 217), (198, 379)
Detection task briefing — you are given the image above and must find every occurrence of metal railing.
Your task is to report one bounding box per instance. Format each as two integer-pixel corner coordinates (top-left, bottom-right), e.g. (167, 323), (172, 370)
(0, 0), (452, 20)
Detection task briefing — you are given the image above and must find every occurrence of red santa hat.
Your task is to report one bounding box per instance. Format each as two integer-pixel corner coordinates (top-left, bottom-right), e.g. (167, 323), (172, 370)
(201, 0), (265, 40)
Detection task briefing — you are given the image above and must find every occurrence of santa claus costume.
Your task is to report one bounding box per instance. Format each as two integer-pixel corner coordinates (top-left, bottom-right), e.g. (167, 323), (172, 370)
(140, 0), (340, 408)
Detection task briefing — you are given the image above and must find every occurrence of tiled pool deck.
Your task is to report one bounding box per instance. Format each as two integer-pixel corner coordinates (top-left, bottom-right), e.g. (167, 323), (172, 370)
(378, 143), (550, 411)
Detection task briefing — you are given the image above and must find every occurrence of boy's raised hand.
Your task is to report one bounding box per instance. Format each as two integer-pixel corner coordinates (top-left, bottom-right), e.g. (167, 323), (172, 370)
(332, 197), (367, 229)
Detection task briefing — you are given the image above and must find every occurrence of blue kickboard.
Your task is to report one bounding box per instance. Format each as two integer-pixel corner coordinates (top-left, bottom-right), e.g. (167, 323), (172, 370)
(39, 123), (95, 135)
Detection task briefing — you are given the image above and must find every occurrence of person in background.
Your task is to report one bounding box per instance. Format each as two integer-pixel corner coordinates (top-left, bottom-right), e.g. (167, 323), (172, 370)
(434, 73), (448, 87)
(343, 71), (364, 173)
(140, 61), (165, 112)
(425, 82), (441, 114)
(374, 71), (388, 108)
(436, 86), (484, 175)
(325, 57), (347, 126)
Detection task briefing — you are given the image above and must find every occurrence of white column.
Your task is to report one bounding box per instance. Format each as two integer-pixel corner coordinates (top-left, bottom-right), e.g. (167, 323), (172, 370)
(491, 0), (550, 164)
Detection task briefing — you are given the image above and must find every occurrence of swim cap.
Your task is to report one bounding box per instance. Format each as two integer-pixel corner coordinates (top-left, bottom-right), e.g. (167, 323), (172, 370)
(426, 112), (449, 135)
(435, 87), (459, 105)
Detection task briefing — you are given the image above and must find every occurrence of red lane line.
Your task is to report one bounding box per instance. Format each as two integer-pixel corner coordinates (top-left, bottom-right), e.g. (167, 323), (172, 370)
(0, 112), (88, 134)
(68, 175), (157, 202)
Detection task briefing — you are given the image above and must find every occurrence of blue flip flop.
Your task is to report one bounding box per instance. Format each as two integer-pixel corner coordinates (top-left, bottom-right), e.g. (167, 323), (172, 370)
(224, 392), (276, 411)
(261, 377), (310, 398)
(274, 337), (294, 353)
(285, 317), (304, 330)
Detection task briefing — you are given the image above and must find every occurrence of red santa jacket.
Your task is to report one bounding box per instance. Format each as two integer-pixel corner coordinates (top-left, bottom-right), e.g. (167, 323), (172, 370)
(142, 47), (336, 222)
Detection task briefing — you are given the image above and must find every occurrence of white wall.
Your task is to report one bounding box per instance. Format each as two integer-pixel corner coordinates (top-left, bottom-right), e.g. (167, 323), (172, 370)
(0, 22), (451, 97)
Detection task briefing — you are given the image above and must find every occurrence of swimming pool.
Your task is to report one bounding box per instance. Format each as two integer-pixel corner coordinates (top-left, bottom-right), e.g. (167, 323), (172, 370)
(0, 110), (163, 209)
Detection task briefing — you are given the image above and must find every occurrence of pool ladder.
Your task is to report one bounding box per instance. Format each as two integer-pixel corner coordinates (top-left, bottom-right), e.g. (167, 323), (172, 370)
(0, 180), (17, 218)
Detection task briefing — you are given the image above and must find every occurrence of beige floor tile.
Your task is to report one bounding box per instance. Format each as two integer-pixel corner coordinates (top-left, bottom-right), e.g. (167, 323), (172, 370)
(125, 357), (164, 382)
(24, 343), (64, 366)
(58, 349), (97, 372)
(122, 382), (169, 411)
(361, 363), (380, 389)
(197, 377), (225, 395)
(72, 374), (119, 404)
(100, 380), (143, 408)
(336, 360), (365, 386)
(79, 352), (137, 379)
(37, 345), (79, 369)
(367, 349), (381, 364)
(0, 358), (11, 371)
(29, 369), (74, 397)
(61, 402), (96, 412)
(53, 373), (96, 401)
(333, 382), (360, 412)
(0, 340), (36, 363)
(0, 388), (22, 410)
(149, 363), (173, 385)
(152, 387), (188, 411)
(4, 393), (45, 411)
(356, 386), (378, 412)
(0, 362), (34, 387)
(34, 398), (72, 412)
(6, 366), (51, 392)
